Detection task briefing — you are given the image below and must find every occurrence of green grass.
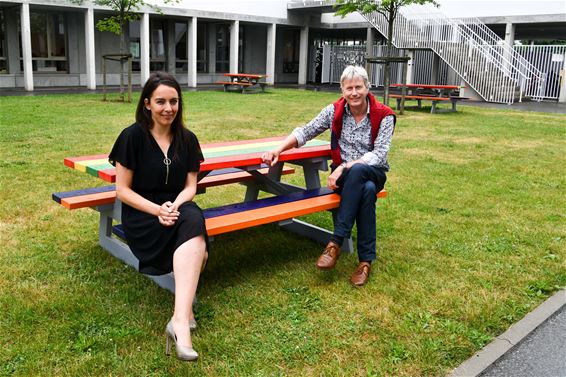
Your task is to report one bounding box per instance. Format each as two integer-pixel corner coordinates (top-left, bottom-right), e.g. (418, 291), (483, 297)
(0, 89), (565, 376)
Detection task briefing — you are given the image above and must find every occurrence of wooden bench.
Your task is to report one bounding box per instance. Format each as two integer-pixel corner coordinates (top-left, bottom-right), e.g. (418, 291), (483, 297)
(52, 166), (295, 210)
(389, 94), (467, 113)
(216, 81), (253, 93)
(112, 187), (388, 238)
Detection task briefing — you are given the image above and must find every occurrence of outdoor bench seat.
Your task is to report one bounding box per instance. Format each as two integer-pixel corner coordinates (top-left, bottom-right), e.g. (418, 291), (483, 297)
(112, 187), (388, 238)
(52, 166), (295, 210)
(389, 94), (468, 113)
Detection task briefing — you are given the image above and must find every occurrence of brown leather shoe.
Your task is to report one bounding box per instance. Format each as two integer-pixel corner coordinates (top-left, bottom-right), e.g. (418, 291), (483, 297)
(350, 262), (371, 286)
(316, 241), (341, 270)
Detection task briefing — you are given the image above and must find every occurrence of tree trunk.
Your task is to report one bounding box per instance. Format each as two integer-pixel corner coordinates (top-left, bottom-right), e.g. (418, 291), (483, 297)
(383, 7), (395, 106)
(119, 20), (125, 101)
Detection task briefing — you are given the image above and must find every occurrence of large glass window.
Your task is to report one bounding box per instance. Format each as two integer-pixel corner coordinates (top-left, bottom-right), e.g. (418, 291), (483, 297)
(282, 29), (300, 74)
(129, 20), (140, 71)
(150, 20), (165, 71)
(215, 24), (230, 73)
(20, 12), (68, 72)
(0, 9), (6, 73)
(197, 23), (207, 73)
(175, 22), (187, 72)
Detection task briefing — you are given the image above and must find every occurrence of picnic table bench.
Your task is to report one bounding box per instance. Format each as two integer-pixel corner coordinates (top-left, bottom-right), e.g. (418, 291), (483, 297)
(390, 84), (468, 113)
(53, 137), (387, 293)
(217, 73), (270, 93)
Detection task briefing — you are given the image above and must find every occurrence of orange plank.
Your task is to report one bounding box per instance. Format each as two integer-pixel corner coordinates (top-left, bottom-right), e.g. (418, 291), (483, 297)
(206, 190), (387, 235)
(61, 191), (116, 209)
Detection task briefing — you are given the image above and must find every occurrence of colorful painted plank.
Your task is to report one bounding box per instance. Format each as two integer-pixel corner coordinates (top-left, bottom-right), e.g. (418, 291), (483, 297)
(64, 137), (330, 183)
(53, 167), (296, 209)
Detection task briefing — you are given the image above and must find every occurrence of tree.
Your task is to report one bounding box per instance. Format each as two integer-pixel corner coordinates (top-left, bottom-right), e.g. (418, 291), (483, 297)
(73, 0), (176, 100)
(335, 0), (437, 105)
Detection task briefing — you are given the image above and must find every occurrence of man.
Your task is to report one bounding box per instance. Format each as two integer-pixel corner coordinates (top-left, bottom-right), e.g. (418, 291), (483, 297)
(262, 65), (395, 286)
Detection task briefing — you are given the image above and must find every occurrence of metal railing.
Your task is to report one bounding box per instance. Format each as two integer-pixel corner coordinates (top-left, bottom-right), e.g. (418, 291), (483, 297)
(361, 3), (545, 103)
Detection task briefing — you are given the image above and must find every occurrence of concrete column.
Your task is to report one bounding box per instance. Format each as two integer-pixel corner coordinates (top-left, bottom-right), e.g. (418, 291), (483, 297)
(298, 26), (309, 85)
(166, 19), (176, 74)
(187, 17), (197, 87)
(406, 50), (414, 85)
(85, 7), (96, 89)
(20, 3), (33, 91)
(140, 12), (150, 85)
(431, 52), (440, 85)
(266, 23), (276, 85)
(504, 22), (515, 47)
(230, 20), (239, 73)
(207, 23), (216, 74)
(503, 22), (515, 74)
(5, 8), (20, 74)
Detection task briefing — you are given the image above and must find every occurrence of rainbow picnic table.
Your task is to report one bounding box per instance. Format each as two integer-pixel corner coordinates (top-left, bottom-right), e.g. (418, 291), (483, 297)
(58, 136), (367, 292)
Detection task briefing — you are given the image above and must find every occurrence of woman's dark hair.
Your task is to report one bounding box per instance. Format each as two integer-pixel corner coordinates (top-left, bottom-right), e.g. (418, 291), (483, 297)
(135, 71), (188, 160)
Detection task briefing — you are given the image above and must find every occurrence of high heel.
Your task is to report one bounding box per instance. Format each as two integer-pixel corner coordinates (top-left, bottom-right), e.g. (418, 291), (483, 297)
(189, 318), (197, 331)
(165, 319), (199, 361)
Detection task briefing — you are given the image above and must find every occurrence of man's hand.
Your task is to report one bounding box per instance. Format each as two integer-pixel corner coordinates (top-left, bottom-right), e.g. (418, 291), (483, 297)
(158, 201), (180, 227)
(261, 149), (281, 167)
(327, 166), (345, 190)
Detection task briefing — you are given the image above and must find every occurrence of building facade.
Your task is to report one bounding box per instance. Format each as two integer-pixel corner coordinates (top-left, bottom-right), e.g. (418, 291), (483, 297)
(0, 0), (564, 102)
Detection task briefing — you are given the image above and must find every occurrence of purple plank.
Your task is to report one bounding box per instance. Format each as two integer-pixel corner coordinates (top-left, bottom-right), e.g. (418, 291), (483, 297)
(202, 187), (334, 219)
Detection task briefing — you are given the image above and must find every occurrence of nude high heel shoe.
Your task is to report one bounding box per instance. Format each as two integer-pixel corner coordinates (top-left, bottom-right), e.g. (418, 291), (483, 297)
(165, 319), (198, 361)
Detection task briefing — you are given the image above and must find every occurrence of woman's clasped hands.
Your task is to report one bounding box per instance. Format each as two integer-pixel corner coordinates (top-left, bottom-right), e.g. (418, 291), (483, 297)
(158, 201), (180, 226)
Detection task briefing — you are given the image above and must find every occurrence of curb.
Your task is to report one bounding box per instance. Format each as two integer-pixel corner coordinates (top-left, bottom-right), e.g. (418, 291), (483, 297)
(448, 288), (566, 377)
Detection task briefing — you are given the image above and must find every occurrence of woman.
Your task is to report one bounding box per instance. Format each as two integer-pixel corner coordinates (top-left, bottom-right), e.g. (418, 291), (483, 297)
(109, 72), (208, 361)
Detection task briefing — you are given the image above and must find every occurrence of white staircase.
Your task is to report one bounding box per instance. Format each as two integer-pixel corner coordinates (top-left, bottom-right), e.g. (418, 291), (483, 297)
(362, 4), (545, 104)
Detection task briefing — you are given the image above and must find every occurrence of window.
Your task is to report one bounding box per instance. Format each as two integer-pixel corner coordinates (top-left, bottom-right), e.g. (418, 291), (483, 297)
(197, 23), (207, 73)
(129, 20), (140, 71)
(150, 20), (165, 71)
(0, 10), (6, 73)
(282, 29), (300, 74)
(175, 22), (187, 72)
(20, 12), (68, 72)
(215, 24), (230, 73)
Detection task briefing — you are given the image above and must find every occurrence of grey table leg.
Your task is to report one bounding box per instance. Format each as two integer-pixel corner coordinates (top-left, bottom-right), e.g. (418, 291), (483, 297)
(97, 203), (175, 293)
(278, 159), (354, 253)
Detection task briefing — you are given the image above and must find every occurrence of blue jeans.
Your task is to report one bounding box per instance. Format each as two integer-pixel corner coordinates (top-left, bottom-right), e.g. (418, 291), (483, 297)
(333, 164), (387, 262)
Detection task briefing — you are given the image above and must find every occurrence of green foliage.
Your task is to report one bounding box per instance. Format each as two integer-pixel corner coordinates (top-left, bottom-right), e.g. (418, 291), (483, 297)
(0, 90), (564, 376)
(335, 0), (438, 20)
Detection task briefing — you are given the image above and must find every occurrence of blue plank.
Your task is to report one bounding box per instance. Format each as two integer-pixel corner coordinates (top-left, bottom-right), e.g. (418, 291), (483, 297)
(113, 224), (126, 240)
(202, 187), (334, 219)
(52, 185), (116, 204)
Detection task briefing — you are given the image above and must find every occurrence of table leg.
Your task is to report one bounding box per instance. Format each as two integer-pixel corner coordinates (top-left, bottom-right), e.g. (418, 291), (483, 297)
(278, 159), (354, 253)
(97, 202), (175, 293)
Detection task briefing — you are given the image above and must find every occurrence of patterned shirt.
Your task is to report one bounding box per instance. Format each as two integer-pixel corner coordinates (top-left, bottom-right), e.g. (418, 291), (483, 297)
(292, 101), (395, 171)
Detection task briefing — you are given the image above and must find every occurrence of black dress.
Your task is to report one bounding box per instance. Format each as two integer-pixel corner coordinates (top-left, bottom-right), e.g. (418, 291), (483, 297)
(109, 123), (208, 276)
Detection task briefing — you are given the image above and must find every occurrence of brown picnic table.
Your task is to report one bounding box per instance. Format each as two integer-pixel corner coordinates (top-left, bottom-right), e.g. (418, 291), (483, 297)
(217, 73), (270, 93)
(390, 83), (467, 113)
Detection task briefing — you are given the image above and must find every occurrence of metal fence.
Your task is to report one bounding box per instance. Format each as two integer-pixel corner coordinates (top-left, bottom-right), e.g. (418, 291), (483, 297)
(514, 45), (566, 100)
(321, 44), (565, 101)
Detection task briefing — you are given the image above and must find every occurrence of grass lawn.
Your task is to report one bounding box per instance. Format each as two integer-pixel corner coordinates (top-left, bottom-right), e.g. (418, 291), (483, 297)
(0, 89), (564, 376)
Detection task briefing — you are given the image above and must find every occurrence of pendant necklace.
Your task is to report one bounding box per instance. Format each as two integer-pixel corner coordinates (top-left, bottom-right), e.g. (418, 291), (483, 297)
(163, 152), (171, 185)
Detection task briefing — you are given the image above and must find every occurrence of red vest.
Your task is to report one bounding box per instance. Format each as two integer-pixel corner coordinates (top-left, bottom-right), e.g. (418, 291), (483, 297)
(330, 92), (395, 168)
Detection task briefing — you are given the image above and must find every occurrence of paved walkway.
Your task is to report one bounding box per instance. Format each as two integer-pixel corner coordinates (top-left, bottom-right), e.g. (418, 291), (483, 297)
(450, 289), (566, 377)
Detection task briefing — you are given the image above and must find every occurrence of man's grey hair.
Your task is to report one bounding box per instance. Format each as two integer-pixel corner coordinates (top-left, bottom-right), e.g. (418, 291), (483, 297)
(340, 65), (371, 88)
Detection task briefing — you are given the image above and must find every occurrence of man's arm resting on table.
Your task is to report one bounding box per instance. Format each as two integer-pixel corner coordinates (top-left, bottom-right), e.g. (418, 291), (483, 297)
(261, 134), (299, 166)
